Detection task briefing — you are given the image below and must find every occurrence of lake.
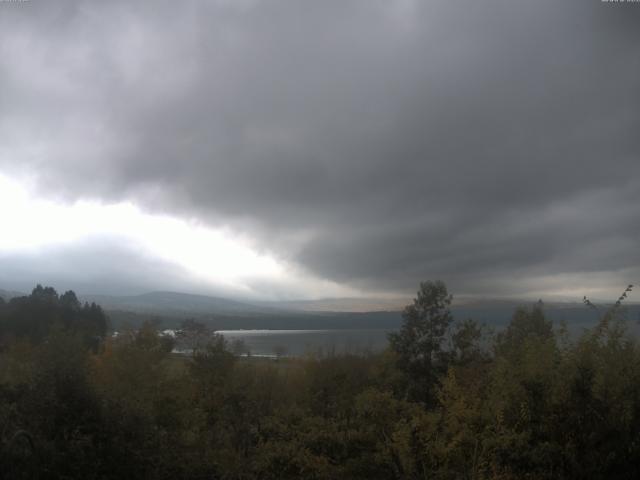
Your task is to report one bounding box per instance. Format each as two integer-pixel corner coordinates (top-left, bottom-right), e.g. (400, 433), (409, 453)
(216, 328), (394, 357)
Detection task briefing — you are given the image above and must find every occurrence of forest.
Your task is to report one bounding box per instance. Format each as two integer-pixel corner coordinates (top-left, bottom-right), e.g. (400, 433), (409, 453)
(1, 281), (639, 479)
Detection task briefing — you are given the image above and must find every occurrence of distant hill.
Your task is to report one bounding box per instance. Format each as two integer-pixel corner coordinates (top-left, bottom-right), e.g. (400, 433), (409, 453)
(87, 290), (640, 336)
(257, 297), (409, 313)
(0, 289), (25, 301)
(4, 286), (639, 333)
(79, 291), (282, 317)
(104, 307), (404, 331)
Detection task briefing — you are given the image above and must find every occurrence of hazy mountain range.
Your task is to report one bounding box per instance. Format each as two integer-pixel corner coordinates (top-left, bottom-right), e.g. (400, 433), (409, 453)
(3, 287), (638, 333)
(0, 289), (25, 301)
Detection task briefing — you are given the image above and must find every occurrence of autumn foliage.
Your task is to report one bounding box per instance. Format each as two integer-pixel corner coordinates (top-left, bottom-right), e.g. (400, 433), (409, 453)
(0, 283), (639, 479)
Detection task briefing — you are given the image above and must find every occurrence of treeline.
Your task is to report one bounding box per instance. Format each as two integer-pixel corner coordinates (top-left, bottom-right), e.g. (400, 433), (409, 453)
(1, 282), (639, 479)
(0, 285), (108, 348)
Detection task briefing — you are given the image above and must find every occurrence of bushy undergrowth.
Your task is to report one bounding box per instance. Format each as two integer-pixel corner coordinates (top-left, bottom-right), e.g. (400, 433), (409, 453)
(1, 283), (639, 479)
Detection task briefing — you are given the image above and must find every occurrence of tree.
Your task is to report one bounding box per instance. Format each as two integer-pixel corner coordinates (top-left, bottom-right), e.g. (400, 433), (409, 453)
(0, 286), (107, 347)
(495, 301), (552, 358)
(388, 280), (453, 404)
(175, 319), (214, 353)
(60, 290), (81, 310)
(450, 318), (485, 365)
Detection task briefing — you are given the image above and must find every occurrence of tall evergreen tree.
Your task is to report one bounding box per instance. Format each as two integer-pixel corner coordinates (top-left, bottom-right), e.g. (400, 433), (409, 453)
(388, 280), (453, 404)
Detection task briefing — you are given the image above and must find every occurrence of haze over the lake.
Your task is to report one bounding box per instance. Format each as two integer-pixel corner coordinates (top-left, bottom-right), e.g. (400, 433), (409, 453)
(0, 0), (638, 302)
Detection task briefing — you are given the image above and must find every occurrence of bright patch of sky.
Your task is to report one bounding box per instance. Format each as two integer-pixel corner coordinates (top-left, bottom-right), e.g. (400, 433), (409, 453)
(0, 173), (358, 299)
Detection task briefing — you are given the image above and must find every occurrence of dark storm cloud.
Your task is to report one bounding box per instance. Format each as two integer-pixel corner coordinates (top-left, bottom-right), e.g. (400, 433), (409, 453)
(0, 0), (639, 296)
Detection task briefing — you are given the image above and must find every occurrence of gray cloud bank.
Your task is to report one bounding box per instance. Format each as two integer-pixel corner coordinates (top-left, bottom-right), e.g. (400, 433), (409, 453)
(1, 0), (639, 298)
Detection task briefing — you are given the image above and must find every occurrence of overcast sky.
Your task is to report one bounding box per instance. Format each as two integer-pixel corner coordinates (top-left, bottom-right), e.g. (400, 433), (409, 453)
(0, 0), (638, 302)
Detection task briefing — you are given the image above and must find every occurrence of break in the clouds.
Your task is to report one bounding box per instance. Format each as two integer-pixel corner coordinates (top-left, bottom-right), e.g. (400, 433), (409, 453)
(0, 0), (638, 300)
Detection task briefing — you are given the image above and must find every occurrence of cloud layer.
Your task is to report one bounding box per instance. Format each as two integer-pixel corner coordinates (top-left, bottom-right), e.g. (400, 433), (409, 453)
(0, 0), (639, 299)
